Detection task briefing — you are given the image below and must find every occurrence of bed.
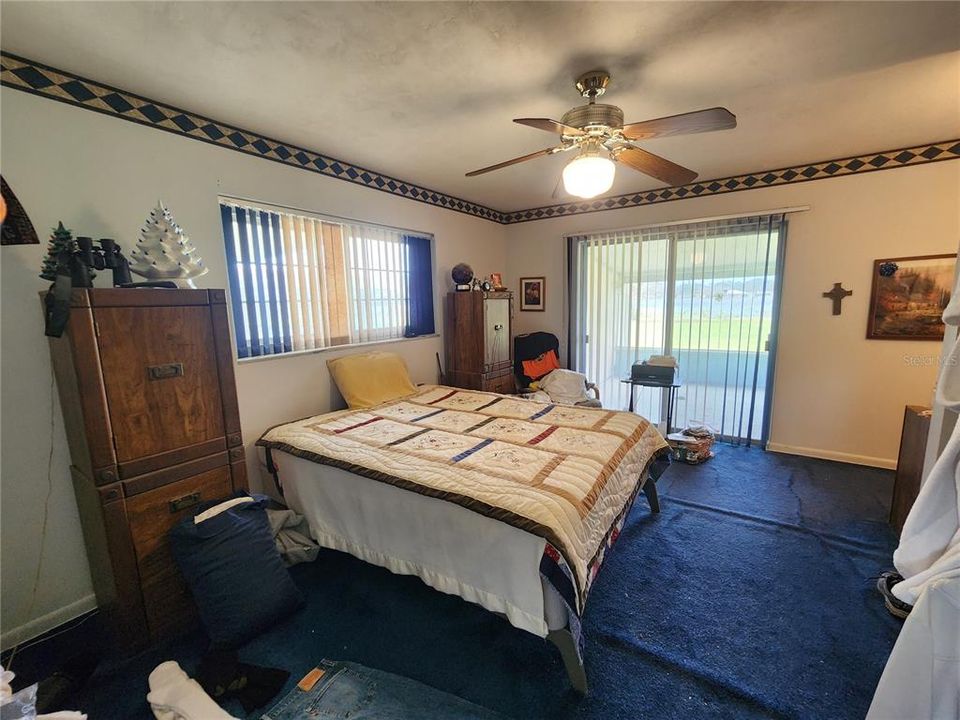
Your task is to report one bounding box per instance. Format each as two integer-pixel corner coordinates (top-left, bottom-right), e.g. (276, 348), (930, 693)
(257, 384), (669, 691)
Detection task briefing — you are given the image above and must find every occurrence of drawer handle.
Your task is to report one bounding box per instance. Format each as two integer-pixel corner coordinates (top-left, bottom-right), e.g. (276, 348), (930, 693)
(148, 363), (184, 381)
(169, 492), (201, 514)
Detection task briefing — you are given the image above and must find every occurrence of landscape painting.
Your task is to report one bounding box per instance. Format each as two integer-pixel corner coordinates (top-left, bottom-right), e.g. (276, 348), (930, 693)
(867, 254), (956, 340)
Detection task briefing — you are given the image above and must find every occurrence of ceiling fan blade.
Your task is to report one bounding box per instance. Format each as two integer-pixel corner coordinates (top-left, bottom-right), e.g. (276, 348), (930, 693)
(513, 118), (584, 136)
(616, 147), (698, 186)
(465, 147), (561, 177)
(622, 107), (736, 140)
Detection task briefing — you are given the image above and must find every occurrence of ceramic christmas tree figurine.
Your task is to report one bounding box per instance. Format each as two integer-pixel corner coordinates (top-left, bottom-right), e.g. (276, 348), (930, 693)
(129, 201), (208, 288)
(39, 221), (95, 286)
(40, 221), (75, 281)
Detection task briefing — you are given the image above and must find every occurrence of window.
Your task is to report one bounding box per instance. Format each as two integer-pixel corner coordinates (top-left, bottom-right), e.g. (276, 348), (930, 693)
(219, 199), (434, 359)
(569, 214), (785, 446)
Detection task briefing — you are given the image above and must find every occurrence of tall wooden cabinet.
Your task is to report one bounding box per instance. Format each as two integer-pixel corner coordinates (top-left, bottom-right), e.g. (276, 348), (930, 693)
(47, 288), (247, 648)
(444, 290), (514, 393)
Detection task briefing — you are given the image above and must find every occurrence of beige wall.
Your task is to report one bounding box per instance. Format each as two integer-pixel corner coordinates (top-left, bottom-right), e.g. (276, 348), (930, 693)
(0, 88), (507, 646)
(505, 160), (960, 468)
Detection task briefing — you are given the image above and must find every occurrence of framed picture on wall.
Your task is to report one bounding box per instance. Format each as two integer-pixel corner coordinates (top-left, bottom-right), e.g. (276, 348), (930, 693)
(867, 253), (956, 340)
(520, 276), (545, 312)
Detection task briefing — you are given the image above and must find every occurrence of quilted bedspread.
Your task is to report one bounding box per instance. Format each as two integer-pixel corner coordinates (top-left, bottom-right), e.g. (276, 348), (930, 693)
(258, 385), (668, 609)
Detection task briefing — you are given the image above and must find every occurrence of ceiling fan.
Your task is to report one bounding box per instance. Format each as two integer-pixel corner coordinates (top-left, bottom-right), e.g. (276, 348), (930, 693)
(465, 70), (737, 199)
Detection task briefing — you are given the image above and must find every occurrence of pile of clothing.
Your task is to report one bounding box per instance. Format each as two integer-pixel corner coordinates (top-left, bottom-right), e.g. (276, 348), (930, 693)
(144, 496), (320, 719)
(514, 332), (601, 407)
(147, 653), (289, 720)
(0, 664), (87, 720)
(666, 426), (715, 464)
(526, 368), (602, 407)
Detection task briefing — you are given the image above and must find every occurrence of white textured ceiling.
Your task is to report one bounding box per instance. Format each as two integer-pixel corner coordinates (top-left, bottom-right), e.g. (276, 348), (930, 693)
(2, 1), (959, 212)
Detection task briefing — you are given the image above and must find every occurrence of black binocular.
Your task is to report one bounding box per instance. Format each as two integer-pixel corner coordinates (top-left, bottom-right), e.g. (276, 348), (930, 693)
(75, 236), (132, 286)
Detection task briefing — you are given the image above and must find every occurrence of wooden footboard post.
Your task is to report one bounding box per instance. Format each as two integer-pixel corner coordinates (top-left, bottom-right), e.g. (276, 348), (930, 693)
(547, 629), (588, 695)
(643, 479), (660, 513)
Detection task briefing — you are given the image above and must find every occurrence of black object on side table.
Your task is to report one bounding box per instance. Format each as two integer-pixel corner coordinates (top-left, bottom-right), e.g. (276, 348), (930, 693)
(621, 378), (682, 434)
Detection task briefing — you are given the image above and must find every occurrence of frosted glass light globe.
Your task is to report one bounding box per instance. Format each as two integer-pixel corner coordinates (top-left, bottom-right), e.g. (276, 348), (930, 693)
(562, 154), (616, 199)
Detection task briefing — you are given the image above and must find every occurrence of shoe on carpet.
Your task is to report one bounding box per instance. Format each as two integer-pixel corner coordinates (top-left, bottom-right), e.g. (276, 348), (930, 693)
(876, 571), (912, 619)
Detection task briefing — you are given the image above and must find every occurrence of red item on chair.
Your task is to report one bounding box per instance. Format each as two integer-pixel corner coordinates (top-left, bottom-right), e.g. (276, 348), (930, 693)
(521, 350), (560, 380)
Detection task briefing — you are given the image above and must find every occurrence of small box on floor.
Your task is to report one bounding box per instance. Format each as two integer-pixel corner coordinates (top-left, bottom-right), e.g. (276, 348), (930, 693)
(667, 428), (715, 465)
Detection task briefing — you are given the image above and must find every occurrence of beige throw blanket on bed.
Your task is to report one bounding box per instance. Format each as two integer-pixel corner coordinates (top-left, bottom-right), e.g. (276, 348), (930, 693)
(259, 385), (667, 608)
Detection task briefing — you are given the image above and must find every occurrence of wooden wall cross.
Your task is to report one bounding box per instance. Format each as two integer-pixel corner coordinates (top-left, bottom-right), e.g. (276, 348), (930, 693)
(823, 282), (853, 315)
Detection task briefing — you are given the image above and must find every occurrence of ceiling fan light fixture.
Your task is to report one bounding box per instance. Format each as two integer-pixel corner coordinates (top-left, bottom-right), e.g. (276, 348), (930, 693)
(465, 71), (728, 191)
(562, 149), (615, 199)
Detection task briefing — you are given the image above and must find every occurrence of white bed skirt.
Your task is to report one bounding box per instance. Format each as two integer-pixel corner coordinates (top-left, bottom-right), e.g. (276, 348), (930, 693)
(267, 450), (570, 637)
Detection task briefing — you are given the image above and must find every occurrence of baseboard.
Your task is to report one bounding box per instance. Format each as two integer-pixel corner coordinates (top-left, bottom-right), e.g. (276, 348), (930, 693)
(1, 594), (98, 651)
(766, 443), (897, 470)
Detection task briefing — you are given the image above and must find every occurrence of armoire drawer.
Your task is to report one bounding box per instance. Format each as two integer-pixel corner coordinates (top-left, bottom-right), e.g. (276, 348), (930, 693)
(140, 562), (198, 641)
(126, 465), (232, 581)
(482, 370), (516, 395)
(125, 465), (233, 637)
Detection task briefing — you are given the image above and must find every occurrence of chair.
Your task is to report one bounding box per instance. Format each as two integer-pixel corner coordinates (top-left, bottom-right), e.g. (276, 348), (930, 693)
(513, 332), (601, 407)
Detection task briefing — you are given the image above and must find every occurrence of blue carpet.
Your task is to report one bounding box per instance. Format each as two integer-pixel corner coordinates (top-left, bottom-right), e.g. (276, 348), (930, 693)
(75, 447), (902, 719)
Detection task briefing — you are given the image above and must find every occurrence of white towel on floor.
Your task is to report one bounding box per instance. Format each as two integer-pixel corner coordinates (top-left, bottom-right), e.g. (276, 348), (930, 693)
(147, 661), (237, 720)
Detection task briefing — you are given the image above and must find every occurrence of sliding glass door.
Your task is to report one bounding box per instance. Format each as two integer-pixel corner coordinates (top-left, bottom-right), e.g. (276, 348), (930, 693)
(569, 214), (785, 445)
(571, 229), (670, 424)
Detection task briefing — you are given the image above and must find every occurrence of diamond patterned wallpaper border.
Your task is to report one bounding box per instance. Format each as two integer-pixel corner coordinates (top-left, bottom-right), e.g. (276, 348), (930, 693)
(0, 52), (502, 223)
(2, 52), (958, 226)
(502, 139), (960, 224)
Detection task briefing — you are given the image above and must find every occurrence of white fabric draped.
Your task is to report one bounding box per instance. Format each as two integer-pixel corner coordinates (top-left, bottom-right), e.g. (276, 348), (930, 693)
(868, 264), (960, 720)
(893, 264), (960, 601)
(867, 579), (959, 720)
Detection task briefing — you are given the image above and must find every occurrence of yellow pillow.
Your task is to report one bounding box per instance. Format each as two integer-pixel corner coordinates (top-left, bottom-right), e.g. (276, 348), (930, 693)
(327, 351), (417, 409)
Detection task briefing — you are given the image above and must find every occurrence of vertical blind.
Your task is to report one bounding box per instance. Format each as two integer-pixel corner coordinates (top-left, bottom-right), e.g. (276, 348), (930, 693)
(220, 200), (434, 359)
(569, 214), (785, 445)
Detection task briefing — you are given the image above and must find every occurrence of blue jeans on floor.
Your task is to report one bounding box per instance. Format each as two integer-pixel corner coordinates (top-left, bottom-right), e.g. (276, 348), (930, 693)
(261, 659), (507, 720)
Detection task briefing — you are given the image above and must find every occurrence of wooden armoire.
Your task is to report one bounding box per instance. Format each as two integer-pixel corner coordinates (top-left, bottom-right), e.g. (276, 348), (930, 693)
(444, 290), (514, 393)
(47, 288), (247, 648)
